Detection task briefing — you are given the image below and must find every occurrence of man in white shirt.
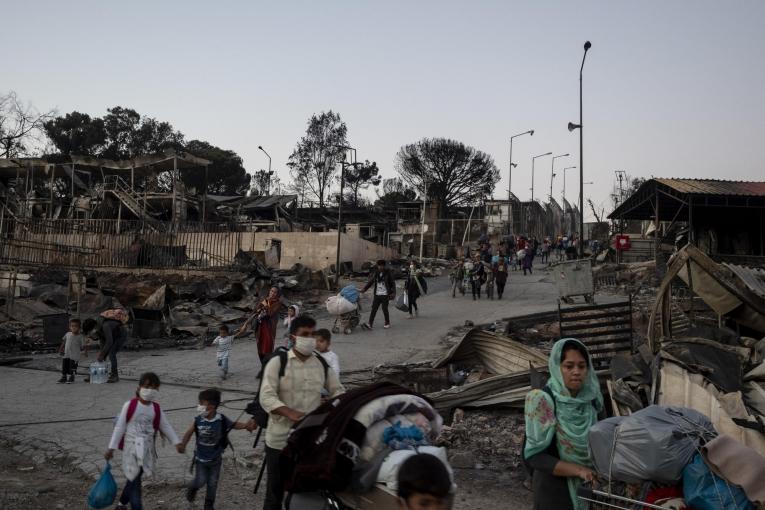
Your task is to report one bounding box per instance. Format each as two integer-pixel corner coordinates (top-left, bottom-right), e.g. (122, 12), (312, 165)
(360, 259), (395, 330)
(259, 315), (344, 510)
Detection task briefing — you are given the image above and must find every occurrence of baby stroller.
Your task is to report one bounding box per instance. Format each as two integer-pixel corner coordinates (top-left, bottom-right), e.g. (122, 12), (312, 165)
(327, 285), (362, 335)
(332, 304), (361, 335)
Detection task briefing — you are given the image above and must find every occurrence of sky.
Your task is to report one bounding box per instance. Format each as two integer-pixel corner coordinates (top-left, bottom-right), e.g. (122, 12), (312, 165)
(5, 0), (765, 220)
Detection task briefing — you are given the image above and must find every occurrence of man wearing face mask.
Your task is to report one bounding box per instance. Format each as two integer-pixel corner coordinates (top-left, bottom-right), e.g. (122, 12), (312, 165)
(258, 315), (345, 510)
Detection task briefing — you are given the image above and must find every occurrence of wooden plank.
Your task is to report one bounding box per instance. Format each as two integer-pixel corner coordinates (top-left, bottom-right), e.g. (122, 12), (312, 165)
(559, 301), (630, 314)
(560, 328), (632, 339)
(559, 319), (632, 332)
(578, 335), (633, 347)
(559, 310), (632, 323)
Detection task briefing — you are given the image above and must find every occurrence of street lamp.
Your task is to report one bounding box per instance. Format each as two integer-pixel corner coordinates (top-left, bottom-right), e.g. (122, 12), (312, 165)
(531, 152), (552, 202)
(568, 40), (591, 258)
(419, 179), (430, 262)
(562, 166), (576, 201)
(257, 146), (274, 194)
(550, 153), (570, 201)
(508, 130), (534, 201)
(332, 145), (358, 288)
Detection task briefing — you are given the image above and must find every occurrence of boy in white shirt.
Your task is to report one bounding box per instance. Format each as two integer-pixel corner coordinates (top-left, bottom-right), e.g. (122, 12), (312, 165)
(210, 317), (253, 380)
(58, 318), (85, 384)
(315, 328), (340, 376)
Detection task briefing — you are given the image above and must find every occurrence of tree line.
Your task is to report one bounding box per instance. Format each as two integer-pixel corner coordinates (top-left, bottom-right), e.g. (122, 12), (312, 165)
(1, 91), (500, 214)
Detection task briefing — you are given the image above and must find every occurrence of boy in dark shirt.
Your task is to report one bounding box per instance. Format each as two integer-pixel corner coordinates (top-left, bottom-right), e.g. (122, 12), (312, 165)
(179, 389), (255, 509)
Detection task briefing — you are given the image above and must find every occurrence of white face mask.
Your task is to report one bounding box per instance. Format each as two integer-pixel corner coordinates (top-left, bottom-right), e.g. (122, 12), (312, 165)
(139, 388), (158, 402)
(294, 335), (316, 356)
(197, 404), (209, 415)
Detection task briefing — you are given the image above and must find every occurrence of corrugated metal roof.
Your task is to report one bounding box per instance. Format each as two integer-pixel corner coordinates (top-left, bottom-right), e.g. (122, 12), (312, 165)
(656, 178), (765, 196)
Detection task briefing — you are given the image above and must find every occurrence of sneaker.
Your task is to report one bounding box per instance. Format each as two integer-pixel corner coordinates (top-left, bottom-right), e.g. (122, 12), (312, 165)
(57, 376), (67, 384)
(361, 323), (372, 330)
(383, 324), (391, 329)
(66, 375), (75, 384)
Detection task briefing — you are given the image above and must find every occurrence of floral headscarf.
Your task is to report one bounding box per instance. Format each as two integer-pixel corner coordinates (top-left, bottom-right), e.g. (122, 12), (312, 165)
(524, 338), (603, 509)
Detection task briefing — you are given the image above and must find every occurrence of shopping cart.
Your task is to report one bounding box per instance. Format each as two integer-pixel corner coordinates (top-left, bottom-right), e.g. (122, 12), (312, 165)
(331, 301), (362, 335)
(577, 483), (671, 510)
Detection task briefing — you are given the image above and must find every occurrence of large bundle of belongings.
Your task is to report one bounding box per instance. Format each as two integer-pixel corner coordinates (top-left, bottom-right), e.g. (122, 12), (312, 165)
(282, 382), (454, 510)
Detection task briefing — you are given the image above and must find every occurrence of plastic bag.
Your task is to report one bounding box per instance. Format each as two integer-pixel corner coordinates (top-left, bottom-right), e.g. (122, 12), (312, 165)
(326, 295), (356, 316)
(394, 293), (409, 312)
(683, 454), (754, 510)
(87, 461), (118, 509)
(588, 405), (716, 484)
(340, 285), (360, 304)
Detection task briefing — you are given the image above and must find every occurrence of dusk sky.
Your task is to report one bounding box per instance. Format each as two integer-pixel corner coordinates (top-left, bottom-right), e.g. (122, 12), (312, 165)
(6, 1), (765, 220)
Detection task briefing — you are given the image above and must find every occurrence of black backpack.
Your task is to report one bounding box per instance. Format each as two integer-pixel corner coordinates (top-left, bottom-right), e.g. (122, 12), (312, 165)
(246, 347), (329, 429)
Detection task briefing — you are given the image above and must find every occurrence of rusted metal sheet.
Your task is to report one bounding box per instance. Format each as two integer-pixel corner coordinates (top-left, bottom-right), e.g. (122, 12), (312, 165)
(426, 371), (537, 412)
(657, 361), (765, 457)
(559, 300), (633, 372)
(648, 245), (765, 351)
(432, 328), (548, 375)
(654, 178), (765, 197)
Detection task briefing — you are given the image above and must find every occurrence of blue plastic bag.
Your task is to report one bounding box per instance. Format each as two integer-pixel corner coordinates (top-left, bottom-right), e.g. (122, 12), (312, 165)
(87, 461), (118, 509)
(682, 454), (754, 510)
(340, 285), (360, 304)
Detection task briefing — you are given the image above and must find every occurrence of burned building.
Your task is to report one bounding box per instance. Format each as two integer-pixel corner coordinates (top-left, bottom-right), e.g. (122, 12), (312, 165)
(608, 178), (765, 266)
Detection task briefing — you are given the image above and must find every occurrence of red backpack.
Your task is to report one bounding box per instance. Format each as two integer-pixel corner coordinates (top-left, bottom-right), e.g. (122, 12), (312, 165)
(118, 398), (161, 450)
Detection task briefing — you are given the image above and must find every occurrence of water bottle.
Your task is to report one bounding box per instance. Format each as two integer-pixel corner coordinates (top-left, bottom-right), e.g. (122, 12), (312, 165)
(90, 364), (96, 384)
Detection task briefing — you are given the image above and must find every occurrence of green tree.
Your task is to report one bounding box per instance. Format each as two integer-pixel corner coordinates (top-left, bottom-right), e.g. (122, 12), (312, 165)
(43, 111), (106, 155)
(182, 139), (251, 195)
(394, 138), (500, 217)
(342, 160), (380, 207)
(287, 111), (348, 208)
(375, 177), (417, 208)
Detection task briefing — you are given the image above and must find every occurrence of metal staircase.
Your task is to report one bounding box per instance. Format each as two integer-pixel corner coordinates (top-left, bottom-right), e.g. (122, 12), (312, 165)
(102, 176), (166, 232)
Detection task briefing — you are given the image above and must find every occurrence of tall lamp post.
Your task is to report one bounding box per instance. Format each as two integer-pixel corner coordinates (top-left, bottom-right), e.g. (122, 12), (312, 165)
(419, 179), (429, 261)
(257, 145), (274, 194)
(549, 153), (570, 201)
(333, 146), (357, 288)
(562, 166), (576, 201)
(568, 40), (591, 259)
(508, 130), (534, 201)
(531, 152), (552, 202)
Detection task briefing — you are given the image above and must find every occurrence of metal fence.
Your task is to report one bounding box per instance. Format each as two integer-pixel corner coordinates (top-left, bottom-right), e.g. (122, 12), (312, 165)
(0, 218), (252, 271)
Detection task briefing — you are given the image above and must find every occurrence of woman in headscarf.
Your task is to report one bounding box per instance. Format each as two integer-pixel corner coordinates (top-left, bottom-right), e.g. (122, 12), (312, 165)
(255, 286), (282, 362)
(523, 338), (604, 510)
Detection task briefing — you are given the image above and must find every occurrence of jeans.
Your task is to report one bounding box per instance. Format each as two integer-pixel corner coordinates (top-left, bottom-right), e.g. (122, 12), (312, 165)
(187, 459), (222, 509)
(471, 280), (481, 299)
(101, 320), (126, 377)
(368, 295), (390, 326)
(263, 446), (284, 510)
(119, 468), (143, 509)
(217, 355), (229, 377)
(407, 294), (418, 315)
(61, 358), (78, 377)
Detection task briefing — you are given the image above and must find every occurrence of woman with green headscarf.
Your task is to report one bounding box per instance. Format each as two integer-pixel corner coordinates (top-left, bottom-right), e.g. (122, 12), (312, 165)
(523, 338), (604, 510)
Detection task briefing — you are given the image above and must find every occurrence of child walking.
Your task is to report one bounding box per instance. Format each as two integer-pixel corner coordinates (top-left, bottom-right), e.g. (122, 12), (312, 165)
(282, 304), (299, 348)
(209, 317), (253, 380)
(179, 389), (255, 510)
(105, 372), (182, 510)
(58, 318), (85, 383)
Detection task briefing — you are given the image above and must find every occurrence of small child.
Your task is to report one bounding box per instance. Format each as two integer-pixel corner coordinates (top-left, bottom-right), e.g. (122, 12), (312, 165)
(283, 304), (300, 348)
(210, 317), (253, 380)
(397, 453), (454, 510)
(179, 389), (255, 510)
(315, 328), (340, 376)
(58, 318), (85, 384)
(105, 372), (182, 510)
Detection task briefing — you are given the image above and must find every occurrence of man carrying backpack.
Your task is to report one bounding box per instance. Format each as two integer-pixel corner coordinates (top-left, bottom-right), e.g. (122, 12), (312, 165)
(258, 315), (344, 510)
